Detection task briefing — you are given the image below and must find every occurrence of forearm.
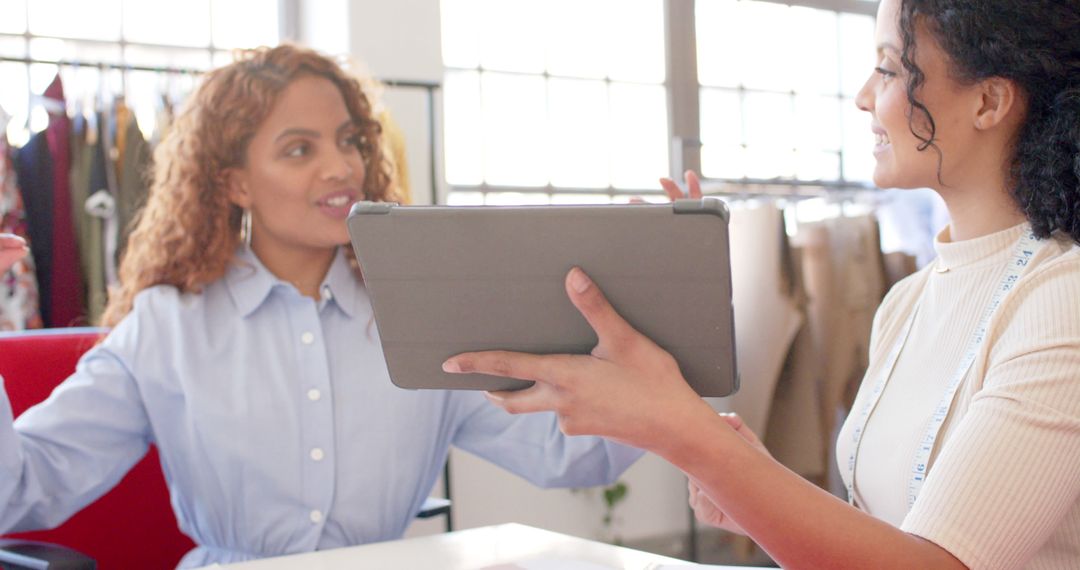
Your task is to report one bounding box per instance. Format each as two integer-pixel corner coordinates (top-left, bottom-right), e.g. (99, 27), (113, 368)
(653, 409), (965, 570)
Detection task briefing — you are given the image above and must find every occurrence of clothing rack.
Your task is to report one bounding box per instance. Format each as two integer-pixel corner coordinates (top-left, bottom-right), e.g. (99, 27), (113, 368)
(1, 55), (443, 205)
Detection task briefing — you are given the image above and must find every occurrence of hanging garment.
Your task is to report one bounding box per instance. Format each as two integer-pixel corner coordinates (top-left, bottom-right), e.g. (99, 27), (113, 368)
(14, 132), (55, 325)
(115, 116), (151, 263)
(42, 76), (85, 327)
(711, 202), (804, 438)
(0, 135), (43, 331)
(794, 214), (887, 497)
(764, 245), (827, 484)
(70, 113), (108, 324)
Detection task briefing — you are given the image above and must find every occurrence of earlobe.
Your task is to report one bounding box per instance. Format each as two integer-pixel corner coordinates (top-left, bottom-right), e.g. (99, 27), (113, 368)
(223, 168), (252, 209)
(974, 78), (1020, 130)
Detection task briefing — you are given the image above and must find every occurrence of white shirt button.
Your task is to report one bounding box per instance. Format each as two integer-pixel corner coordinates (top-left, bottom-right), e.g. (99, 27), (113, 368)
(322, 286), (333, 300)
(310, 448), (325, 461)
(309, 509), (323, 523)
(300, 332), (315, 345)
(307, 389), (321, 401)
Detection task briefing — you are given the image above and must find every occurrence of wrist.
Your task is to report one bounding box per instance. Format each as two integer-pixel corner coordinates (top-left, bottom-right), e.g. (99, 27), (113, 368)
(647, 399), (728, 468)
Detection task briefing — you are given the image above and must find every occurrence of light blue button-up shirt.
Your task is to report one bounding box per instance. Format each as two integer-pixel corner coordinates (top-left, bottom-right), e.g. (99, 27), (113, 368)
(0, 247), (643, 567)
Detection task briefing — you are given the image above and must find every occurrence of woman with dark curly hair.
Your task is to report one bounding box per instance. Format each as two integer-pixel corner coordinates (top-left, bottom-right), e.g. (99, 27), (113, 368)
(444, 0), (1080, 567)
(0, 44), (641, 567)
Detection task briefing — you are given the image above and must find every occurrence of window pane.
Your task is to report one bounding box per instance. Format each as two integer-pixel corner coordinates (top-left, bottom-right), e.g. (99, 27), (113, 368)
(745, 147), (793, 179)
(447, 191), (484, 205)
(212, 0), (278, 48)
(0, 36), (25, 58)
(125, 45), (213, 71)
(0, 62), (28, 123)
(29, 0), (121, 41)
(545, 0), (608, 79)
(605, 0), (665, 83)
(212, 50), (234, 68)
(608, 83), (667, 189)
(548, 78), (608, 188)
(440, 0), (481, 68)
(842, 98), (874, 182)
(485, 192), (550, 205)
(701, 143), (745, 180)
(700, 88), (742, 149)
(839, 13), (875, 97)
(794, 94), (840, 153)
(30, 38), (123, 66)
(795, 150), (840, 181)
(551, 193), (612, 204)
(743, 91), (792, 152)
(696, 0), (741, 88)
(789, 7), (839, 95)
(739, 1), (794, 92)
(443, 70), (483, 185)
(477, 0), (545, 73)
(124, 0), (211, 47)
(0, 0), (26, 34)
(481, 72), (547, 186)
(695, 0), (738, 87)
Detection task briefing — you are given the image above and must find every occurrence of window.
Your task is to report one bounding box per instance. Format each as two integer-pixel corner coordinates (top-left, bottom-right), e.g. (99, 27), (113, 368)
(439, 0), (880, 204)
(441, 0), (669, 206)
(0, 0), (281, 146)
(696, 0), (877, 187)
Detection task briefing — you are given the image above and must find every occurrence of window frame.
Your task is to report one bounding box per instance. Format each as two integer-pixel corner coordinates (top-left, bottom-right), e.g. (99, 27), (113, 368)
(440, 0), (879, 204)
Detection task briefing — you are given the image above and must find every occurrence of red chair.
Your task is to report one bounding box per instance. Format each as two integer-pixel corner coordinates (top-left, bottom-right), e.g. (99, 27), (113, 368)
(0, 328), (195, 569)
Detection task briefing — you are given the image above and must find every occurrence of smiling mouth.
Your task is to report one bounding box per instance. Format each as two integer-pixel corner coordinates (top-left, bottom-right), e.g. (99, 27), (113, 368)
(319, 195), (353, 208)
(875, 132), (891, 146)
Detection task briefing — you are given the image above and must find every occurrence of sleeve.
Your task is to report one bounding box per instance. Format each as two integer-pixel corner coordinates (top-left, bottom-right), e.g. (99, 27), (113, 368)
(0, 323), (152, 533)
(901, 258), (1080, 570)
(447, 391), (644, 488)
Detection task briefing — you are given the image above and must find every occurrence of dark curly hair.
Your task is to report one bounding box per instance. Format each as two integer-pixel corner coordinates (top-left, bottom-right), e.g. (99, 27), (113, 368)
(897, 0), (1080, 243)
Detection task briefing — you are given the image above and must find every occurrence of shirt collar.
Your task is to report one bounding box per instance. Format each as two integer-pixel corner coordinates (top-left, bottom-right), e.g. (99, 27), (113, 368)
(224, 247), (359, 319)
(933, 221), (1029, 271)
(319, 247), (359, 318)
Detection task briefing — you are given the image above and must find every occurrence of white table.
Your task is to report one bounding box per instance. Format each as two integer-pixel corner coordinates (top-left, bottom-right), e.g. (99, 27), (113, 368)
(205, 523), (756, 570)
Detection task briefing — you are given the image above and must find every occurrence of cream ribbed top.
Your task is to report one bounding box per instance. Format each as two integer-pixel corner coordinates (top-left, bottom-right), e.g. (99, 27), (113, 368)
(836, 222), (1080, 570)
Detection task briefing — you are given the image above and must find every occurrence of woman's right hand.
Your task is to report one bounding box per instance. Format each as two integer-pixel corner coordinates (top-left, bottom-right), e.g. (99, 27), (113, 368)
(0, 234), (28, 274)
(687, 413), (770, 534)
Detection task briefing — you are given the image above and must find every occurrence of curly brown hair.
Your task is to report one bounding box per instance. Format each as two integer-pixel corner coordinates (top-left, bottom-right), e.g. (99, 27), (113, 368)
(101, 44), (400, 327)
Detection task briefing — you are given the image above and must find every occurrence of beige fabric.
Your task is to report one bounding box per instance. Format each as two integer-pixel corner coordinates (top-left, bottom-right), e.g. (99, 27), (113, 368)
(794, 215), (886, 493)
(712, 203), (803, 438)
(837, 223), (1080, 570)
(764, 246), (827, 480)
(882, 250), (918, 289)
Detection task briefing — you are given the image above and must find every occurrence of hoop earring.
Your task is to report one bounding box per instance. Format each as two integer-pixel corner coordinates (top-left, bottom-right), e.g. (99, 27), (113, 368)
(240, 208), (253, 249)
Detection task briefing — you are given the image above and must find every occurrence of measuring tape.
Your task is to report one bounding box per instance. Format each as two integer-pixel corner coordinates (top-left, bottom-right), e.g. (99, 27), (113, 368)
(845, 227), (1041, 510)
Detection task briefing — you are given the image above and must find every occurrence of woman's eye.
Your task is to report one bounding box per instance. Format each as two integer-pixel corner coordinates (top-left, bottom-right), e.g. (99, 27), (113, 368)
(875, 66), (897, 80)
(342, 133), (361, 147)
(285, 143), (308, 158)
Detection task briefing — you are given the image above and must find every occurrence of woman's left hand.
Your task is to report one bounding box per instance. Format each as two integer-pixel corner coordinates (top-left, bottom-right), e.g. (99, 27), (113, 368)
(442, 267), (713, 453)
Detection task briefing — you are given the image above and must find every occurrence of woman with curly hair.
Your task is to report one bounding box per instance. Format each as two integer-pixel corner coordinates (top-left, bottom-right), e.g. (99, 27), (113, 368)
(0, 44), (641, 567)
(445, 0), (1080, 567)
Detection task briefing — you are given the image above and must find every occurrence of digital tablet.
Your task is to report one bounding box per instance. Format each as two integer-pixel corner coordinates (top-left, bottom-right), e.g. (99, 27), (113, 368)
(346, 199), (738, 397)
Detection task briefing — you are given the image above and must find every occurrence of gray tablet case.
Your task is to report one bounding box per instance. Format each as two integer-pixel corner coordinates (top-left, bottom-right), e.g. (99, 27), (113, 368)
(346, 198), (738, 397)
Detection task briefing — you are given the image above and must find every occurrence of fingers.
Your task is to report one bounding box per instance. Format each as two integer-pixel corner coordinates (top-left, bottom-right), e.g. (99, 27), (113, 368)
(485, 381), (562, 415)
(564, 267), (639, 354)
(719, 412), (766, 448)
(443, 350), (557, 384)
(0, 234), (28, 274)
(659, 177), (683, 201)
(0, 233), (27, 250)
(684, 170), (703, 199)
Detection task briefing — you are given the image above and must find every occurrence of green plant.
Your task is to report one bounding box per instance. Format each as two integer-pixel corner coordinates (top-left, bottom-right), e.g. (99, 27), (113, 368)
(601, 480), (629, 545)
